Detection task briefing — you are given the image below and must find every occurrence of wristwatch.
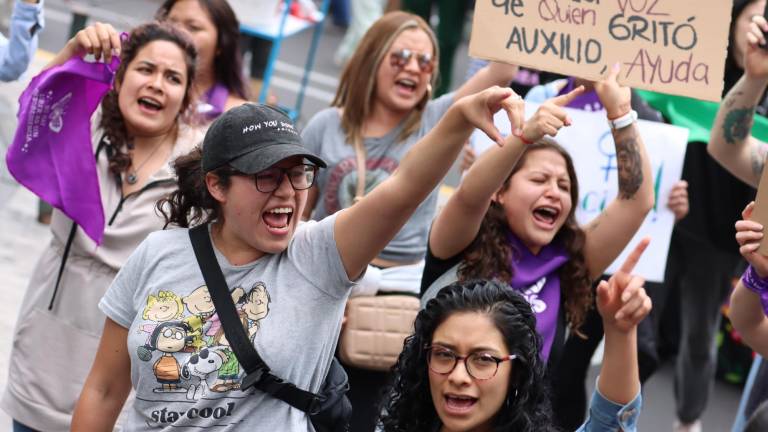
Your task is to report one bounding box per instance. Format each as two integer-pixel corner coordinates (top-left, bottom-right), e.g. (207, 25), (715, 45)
(608, 110), (638, 130)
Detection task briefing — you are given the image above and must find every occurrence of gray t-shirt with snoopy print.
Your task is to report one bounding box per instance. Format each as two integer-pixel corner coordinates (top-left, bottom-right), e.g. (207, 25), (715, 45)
(99, 214), (352, 431)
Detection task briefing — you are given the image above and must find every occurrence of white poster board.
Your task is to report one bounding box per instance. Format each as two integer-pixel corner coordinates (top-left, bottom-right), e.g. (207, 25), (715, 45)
(472, 103), (689, 282)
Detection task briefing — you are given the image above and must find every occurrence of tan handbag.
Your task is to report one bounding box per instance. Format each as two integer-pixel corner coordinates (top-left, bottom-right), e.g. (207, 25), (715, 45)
(339, 295), (420, 371)
(337, 138), (420, 371)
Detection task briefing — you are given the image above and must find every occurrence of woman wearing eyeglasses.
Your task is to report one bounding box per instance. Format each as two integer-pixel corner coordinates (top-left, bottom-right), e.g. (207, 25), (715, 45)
(380, 239), (651, 432)
(71, 83), (525, 430)
(300, 11), (519, 430)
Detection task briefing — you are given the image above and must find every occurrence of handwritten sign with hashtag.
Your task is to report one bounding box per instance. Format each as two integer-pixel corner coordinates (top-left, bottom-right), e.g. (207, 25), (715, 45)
(470, 103), (689, 282)
(470, 0), (733, 102)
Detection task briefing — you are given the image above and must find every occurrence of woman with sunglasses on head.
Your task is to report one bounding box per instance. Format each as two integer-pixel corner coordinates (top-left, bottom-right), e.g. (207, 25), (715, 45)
(381, 239), (651, 432)
(421, 64), (654, 375)
(301, 11), (519, 429)
(70, 82), (523, 430)
(2, 22), (201, 432)
(156, 0), (249, 123)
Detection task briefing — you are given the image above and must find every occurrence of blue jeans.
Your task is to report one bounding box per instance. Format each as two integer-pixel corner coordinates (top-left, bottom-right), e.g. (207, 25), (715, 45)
(13, 420), (39, 432)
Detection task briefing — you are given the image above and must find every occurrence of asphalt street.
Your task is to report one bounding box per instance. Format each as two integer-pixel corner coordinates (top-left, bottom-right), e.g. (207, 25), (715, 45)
(0, 0), (744, 430)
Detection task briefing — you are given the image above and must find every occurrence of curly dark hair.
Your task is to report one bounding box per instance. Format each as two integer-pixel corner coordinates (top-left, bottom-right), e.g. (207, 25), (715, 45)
(156, 0), (249, 100)
(157, 146), (235, 228)
(457, 140), (592, 334)
(379, 279), (557, 432)
(99, 21), (197, 177)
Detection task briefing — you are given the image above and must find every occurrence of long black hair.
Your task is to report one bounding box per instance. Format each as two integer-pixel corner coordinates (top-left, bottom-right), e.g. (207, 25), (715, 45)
(379, 280), (556, 432)
(156, 0), (249, 100)
(157, 146), (236, 228)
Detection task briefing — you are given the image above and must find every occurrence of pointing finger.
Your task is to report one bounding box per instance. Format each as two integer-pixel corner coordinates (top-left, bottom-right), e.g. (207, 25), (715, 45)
(552, 85), (585, 107)
(618, 237), (651, 274)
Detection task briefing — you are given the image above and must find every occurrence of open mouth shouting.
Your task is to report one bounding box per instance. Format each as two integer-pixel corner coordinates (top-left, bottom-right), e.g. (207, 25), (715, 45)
(532, 205), (561, 228)
(443, 393), (478, 415)
(395, 78), (418, 95)
(137, 96), (164, 113)
(262, 207), (293, 235)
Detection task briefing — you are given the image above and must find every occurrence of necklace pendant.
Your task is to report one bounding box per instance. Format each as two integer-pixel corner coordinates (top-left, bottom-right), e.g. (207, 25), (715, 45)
(126, 172), (138, 185)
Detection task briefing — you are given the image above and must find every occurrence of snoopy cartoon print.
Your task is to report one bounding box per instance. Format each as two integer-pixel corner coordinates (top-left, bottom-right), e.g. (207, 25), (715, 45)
(181, 347), (227, 400)
(237, 282), (271, 339)
(522, 277), (548, 314)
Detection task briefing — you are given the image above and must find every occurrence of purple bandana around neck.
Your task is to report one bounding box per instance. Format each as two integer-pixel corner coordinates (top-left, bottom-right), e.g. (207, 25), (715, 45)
(557, 77), (604, 113)
(507, 232), (569, 360)
(6, 56), (119, 244)
(197, 82), (229, 120)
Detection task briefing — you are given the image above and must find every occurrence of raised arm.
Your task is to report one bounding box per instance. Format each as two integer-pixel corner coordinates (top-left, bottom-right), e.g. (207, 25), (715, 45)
(71, 318), (132, 431)
(44, 22), (121, 71)
(595, 238), (651, 405)
(582, 65), (655, 279)
(730, 202), (768, 356)
(429, 86), (585, 259)
(334, 86), (517, 279)
(708, 16), (768, 187)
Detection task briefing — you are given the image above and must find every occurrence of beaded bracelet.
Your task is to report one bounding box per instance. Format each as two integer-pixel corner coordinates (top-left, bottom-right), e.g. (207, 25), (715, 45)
(741, 265), (768, 315)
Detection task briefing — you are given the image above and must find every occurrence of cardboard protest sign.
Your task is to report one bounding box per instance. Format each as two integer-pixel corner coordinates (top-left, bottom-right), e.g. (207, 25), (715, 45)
(469, 0), (732, 102)
(471, 103), (688, 282)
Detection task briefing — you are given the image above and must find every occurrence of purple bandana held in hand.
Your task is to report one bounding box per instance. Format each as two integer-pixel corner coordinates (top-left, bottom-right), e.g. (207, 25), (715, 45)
(6, 55), (120, 244)
(507, 232), (569, 360)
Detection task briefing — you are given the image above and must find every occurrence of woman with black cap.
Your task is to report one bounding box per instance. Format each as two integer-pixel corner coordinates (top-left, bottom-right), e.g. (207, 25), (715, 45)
(69, 84), (522, 431)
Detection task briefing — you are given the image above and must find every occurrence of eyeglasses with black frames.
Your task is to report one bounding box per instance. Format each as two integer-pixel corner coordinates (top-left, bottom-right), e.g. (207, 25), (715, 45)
(389, 48), (434, 74)
(426, 345), (516, 381)
(248, 164), (317, 193)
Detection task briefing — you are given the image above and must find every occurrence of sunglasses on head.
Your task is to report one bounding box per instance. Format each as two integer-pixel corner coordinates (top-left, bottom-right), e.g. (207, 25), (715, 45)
(389, 48), (434, 74)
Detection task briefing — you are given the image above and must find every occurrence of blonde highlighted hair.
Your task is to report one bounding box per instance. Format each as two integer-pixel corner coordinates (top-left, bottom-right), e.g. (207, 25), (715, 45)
(331, 11), (439, 147)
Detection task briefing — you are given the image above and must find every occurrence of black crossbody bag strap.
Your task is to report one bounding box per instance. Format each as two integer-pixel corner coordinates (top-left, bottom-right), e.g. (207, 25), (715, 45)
(188, 225), (324, 414)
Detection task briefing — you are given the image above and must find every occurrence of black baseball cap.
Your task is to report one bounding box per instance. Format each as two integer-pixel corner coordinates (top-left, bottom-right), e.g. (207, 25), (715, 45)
(201, 103), (326, 173)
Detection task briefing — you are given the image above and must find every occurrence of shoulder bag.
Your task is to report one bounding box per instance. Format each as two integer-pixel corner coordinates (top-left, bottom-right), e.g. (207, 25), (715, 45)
(336, 138), (420, 372)
(188, 225), (351, 432)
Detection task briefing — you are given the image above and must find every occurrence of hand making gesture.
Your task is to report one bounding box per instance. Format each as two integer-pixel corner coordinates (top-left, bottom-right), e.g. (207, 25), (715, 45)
(597, 237), (653, 332)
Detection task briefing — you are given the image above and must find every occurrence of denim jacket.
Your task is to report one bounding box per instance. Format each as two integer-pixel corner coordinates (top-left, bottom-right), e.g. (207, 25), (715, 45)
(0, 0), (44, 82)
(576, 385), (642, 432)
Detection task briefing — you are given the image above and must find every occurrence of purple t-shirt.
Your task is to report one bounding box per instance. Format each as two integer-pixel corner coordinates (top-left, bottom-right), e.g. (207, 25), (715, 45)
(507, 233), (568, 360)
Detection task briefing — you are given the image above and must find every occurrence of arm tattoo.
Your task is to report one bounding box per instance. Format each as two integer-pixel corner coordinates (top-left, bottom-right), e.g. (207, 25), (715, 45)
(723, 107), (755, 145)
(614, 127), (643, 200)
(751, 143), (768, 178)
